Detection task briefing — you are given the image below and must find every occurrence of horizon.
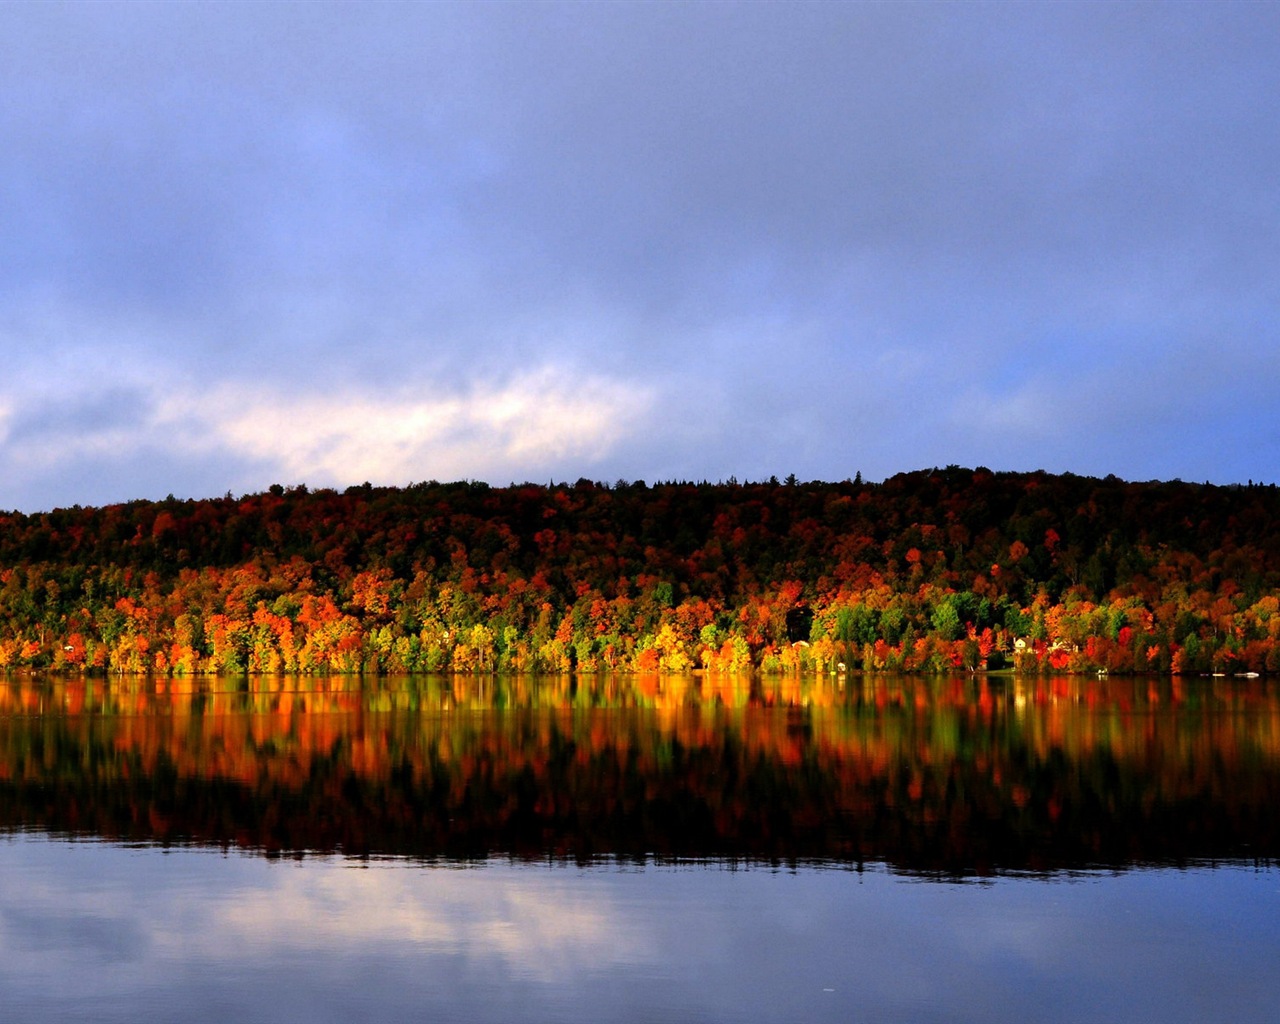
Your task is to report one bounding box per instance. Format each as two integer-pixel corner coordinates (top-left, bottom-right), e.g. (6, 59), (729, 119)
(6, 463), (1271, 518)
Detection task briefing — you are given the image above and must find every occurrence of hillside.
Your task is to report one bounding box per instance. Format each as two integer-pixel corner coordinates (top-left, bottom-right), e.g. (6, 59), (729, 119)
(1, 468), (1278, 675)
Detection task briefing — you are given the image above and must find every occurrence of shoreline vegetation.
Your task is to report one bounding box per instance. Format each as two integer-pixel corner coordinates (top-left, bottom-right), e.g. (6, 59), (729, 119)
(1, 467), (1278, 678)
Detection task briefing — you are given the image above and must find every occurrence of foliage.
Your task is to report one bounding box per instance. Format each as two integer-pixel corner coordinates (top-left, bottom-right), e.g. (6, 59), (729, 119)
(1, 469), (1279, 675)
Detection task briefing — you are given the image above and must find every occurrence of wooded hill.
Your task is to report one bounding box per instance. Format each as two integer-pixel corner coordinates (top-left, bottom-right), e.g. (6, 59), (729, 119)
(1, 467), (1278, 675)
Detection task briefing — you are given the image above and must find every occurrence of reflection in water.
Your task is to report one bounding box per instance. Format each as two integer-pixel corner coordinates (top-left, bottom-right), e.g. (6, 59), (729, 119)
(0, 838), (1276, 1024)
(0, 673), (1278, 873)
(2, 674), (1279, 1024)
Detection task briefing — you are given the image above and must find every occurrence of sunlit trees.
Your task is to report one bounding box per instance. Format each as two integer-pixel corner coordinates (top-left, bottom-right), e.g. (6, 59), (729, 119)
(0, 471), (1277, 676)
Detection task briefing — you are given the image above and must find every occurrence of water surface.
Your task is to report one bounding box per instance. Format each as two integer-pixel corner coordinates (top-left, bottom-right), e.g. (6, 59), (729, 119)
(0, 673), (1277, 1022)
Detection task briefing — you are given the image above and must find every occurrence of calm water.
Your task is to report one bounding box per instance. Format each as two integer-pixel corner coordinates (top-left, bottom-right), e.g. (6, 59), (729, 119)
(0, 673), (1277, 1023)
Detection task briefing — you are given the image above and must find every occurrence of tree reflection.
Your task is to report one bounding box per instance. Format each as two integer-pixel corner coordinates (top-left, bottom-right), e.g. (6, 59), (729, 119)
(0, 674), (1276, 874)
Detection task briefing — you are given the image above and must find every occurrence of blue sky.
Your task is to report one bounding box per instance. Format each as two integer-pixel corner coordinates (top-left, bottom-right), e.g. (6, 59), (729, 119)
(2, 1), (1277, 512)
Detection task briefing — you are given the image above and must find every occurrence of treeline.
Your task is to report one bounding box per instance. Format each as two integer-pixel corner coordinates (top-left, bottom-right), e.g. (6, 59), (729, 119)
(1, 467), (1279, 675)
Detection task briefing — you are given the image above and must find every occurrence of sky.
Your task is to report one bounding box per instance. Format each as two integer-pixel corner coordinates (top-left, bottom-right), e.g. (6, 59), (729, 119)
(1, 1), (1277, 512)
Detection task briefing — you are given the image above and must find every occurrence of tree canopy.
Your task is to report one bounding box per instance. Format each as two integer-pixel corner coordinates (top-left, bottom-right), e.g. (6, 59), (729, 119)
(1, 468), (1278, 675)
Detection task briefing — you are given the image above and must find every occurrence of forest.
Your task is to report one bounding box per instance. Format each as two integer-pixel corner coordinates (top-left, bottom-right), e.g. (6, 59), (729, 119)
(1, 466), (1278, 676)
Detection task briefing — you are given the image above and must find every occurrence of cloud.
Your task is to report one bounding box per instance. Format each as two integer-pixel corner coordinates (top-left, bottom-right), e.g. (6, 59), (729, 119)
(168, 366), (654, 485)
(0, 2), (1278, 508)
(0, 358), (654, 506)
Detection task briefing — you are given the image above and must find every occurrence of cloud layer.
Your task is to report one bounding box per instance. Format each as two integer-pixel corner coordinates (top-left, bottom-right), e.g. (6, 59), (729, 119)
(2, 2), (1277, 510)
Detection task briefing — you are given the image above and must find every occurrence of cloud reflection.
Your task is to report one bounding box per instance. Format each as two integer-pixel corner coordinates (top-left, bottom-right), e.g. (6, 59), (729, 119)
(208, 863), (645, 983)
(0, 836), (1277, 1024)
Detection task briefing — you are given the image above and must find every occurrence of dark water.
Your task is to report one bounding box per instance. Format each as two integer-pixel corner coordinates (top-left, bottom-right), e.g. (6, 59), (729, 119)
(0, 673), (1277, 1022)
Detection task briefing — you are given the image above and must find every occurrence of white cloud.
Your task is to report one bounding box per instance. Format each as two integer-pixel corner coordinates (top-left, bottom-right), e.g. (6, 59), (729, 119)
(0, 363), (655, 495)
(172, 367), (652, 484)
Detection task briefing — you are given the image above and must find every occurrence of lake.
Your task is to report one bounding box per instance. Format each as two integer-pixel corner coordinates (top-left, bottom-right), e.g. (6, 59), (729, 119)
(0, 673), (1277, 1022)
